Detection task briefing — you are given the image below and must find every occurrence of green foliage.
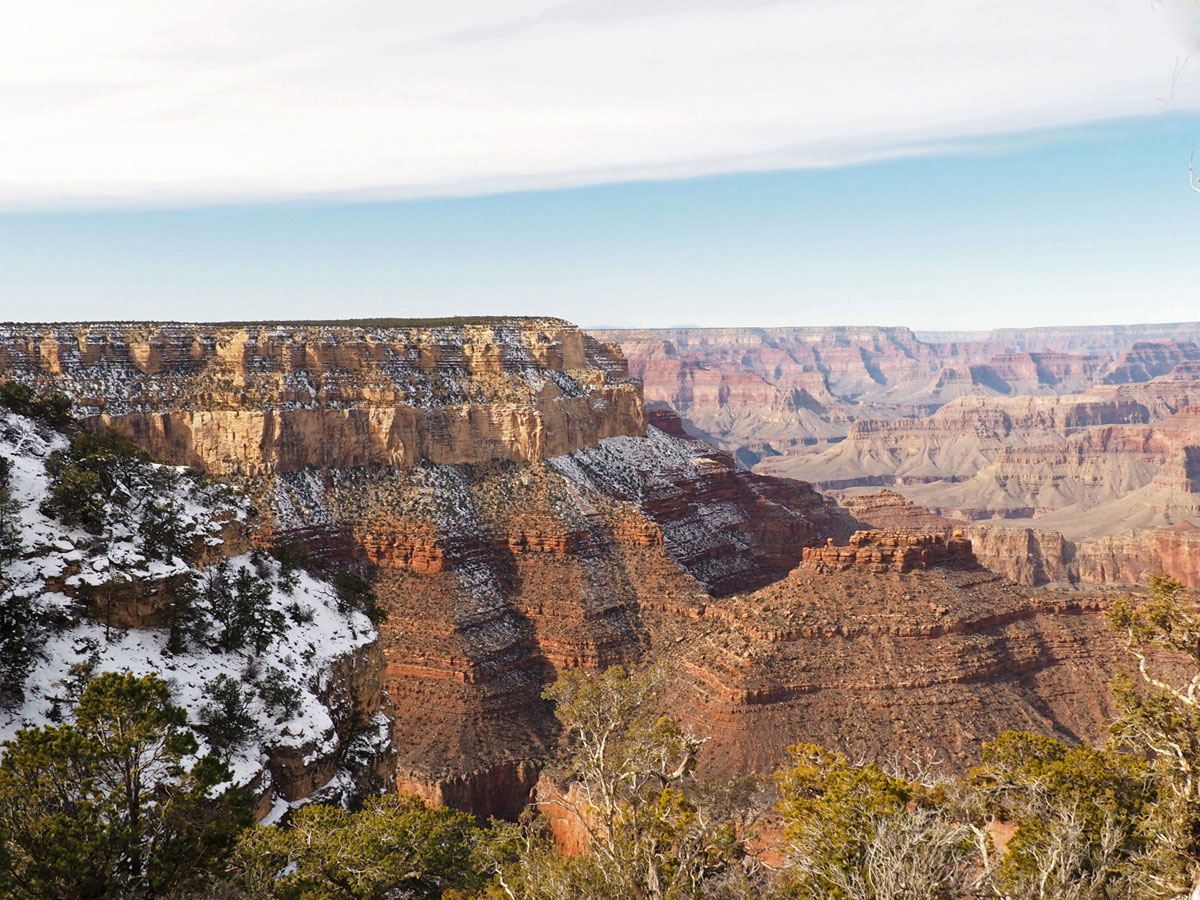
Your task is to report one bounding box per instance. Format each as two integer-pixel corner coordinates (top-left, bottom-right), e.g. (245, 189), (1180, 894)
(775, 743), (911, 886)
(0, 380), (73, 428)
(493, 663), (750, 900)
(163, 576), (210, 654)
(199, 673), (259, 753)
(0, 592), (42, 707)
(0, 473), (23, 575)
(138, 499), (193, 562)
(773, 744), (985, 900)
(205, 561), (285, 654)
(1107, 575), (1200, 898)
(972, 732), (1154, 899)
(232, 794), (486, 900)
(41, 428), (152, 533)
(333, 568), (386, 625)
(257, 666), (303, 722)
(0, 671), (250, 899)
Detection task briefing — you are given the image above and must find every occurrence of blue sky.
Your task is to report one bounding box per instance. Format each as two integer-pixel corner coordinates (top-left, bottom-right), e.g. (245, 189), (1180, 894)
(5, 115), (1200, 330)
(2, 1), (1200, 329)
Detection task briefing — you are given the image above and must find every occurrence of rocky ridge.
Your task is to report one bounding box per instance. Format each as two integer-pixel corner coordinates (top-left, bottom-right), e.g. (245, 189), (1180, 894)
(0, 321), (846, 815)
(1, 318), (1161, 815)
(663, 530), (1122, 776)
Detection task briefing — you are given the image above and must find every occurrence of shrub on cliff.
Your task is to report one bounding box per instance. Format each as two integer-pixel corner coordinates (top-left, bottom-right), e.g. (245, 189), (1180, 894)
(199, 673), (259, 753)
(970, 732), (1153, 900)
(230, 794), (485, 899)
(0, 671), (251, 899)
(41, 429), (154, 533)
(139, 499), (193, 562)
(489, 663), (755, 900)
(0, 380), (73, 428)
(775, 744), (986, 900)
(333, 568), (386, 625)
(1108, 575), (1200, 899)
(0, 592), (41, 708)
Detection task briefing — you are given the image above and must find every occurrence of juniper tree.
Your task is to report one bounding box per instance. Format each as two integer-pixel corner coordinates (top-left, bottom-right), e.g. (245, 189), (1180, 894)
(1109, 575), (1200, 900)
(0, 671), (250, 899)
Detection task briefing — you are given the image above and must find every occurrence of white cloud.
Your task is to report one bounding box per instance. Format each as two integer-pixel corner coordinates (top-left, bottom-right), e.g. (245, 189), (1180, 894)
(1, 0), (1198, 209)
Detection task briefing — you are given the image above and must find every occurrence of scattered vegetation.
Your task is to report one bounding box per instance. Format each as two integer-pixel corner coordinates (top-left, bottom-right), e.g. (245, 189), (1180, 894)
(231, 795), (486, 899)
(199, 673), (260, 753)
(0, 380), (73, 428)
(41, 429), (158, 533)
(3, 527), (1200, 899)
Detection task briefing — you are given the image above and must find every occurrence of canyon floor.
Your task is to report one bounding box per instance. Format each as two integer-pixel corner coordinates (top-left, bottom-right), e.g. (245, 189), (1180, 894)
(2, 317), (1196, 817)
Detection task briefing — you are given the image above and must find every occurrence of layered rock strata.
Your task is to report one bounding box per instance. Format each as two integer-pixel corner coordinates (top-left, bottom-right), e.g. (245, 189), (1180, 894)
(0, 320), (845, 816)
(592, 323), (1200, 467)
(666, 532), (1123, 776)
(845, 490), (1200, 589)
(0, 320), (646, 475)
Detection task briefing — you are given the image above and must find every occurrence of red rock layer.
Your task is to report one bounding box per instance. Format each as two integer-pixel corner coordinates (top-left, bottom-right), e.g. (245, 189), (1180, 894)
(801, 530), (977, 575)
(663, 563), (1123, 777)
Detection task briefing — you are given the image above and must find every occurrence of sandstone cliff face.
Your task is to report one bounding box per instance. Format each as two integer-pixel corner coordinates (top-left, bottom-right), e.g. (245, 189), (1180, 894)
(591, 324), (1200, 468)
(844, 489), (1200, 590)
(10, 318), (1186, 817)
(0, 320), (645, 475)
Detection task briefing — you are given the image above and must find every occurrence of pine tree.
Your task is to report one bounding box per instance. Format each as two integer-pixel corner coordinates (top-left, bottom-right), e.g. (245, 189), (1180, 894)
(0, 671), (251, 899)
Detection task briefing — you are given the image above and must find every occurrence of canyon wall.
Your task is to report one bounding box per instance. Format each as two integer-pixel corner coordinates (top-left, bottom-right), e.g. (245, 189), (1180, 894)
(595, 324), (1200, 588)
(590, 323), (1200, 466)
(0, 320), (845, 814)
(6, 318), (1185, 813)
(0, 320), (646, 475)
(662, 531), (1124, 775)
(846, 490), (1200, 589)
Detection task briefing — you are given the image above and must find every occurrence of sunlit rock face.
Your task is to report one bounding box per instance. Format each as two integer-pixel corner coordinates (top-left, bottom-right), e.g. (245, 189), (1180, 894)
(1, 319), (848, 815)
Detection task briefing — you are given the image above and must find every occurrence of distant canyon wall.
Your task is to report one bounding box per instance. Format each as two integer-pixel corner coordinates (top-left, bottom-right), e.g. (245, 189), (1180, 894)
(0, 320), (646, 475)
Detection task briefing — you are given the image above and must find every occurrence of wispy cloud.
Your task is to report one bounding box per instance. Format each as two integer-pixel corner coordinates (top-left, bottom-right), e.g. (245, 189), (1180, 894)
(2, 0), (1198, 209)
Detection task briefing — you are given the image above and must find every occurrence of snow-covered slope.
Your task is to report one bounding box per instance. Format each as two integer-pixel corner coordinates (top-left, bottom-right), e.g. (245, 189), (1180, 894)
(0, 409), (391, 820)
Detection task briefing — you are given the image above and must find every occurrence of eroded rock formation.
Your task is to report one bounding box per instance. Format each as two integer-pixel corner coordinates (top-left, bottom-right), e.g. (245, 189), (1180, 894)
(667, 536), (1122, 775)
(0, 320), (847, 814)
(5, 317), (1181, 814)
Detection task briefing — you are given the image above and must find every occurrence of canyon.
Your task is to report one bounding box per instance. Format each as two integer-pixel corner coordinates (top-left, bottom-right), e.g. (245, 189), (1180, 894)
(1, 317), (1192, 818)
(597, 323), (1200, 588)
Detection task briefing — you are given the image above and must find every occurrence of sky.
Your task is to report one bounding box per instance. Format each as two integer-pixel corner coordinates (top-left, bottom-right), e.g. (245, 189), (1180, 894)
(2, 0), (1200, 329)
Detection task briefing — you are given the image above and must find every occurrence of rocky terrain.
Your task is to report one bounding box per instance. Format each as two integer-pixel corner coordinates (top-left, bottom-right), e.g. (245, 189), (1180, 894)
(665, 530), (1122, 775)
(597, 323), (1200, 588)
(0, 320), (852, 815)
(0, 317), (1182, 816)
(590, 324), (1200, 464)
(0, 406), (392, 821)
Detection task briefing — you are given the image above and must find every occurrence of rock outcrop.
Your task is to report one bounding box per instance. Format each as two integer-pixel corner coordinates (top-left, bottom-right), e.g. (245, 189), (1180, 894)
(0, 320), (846, 815)
(844, 489), (1200, 589)
(667, 550), (1123, 777)
(0, 320), (646, 475)
(801, 530), (977, 575)
(8, 317), (1186, 816)
(592, 323), (1200, 467)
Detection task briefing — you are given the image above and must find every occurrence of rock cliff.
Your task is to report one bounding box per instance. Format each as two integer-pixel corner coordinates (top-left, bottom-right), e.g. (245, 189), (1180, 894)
(0, 320), (646, 475)
(6, 317), (1179, 815)
(0, 406), (393, 818)
(0, 320), (846, 815)
(591, 323), (1200, 467)
(665, 531), (1123, 776)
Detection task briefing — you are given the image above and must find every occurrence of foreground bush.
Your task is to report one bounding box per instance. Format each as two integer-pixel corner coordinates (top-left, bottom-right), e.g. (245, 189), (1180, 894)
(231, 795), (486, 900)
(0, 672), (251, 899)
